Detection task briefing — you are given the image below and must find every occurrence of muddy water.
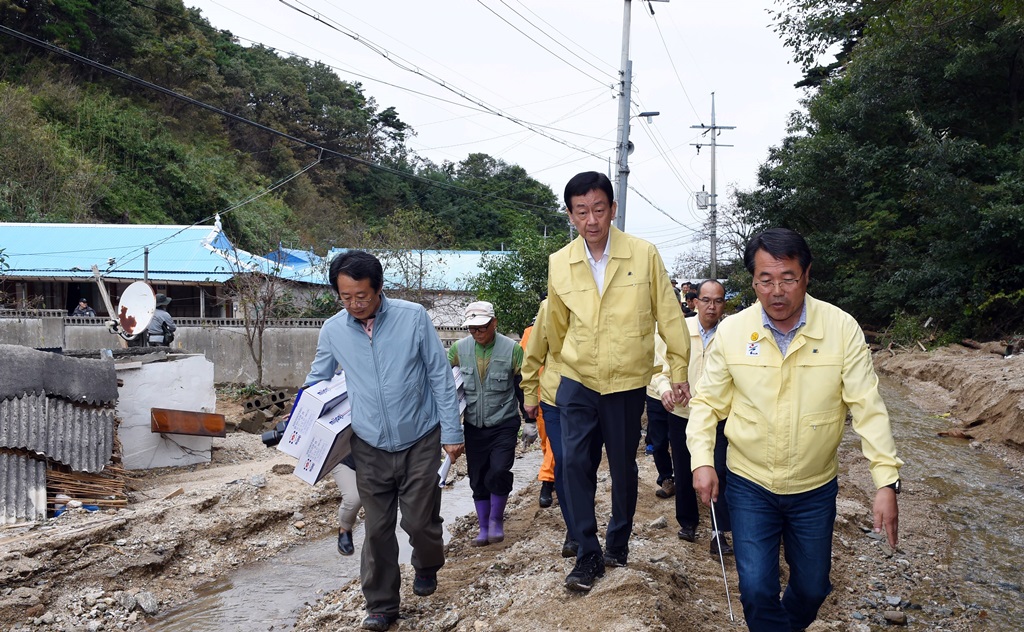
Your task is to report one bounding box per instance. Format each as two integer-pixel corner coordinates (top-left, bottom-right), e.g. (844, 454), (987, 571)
(150, 451), (543, 631)
(878, 378), (1024, 627)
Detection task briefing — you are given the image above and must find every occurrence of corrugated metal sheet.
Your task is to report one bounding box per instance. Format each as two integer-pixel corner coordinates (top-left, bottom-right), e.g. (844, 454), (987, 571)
(0, 393), (114, 473)
(0, 449), (47, 524)
(0, 344), (118, 404)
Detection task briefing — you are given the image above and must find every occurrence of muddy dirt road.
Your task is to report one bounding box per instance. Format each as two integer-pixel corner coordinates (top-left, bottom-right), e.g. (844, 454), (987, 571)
(1, 344), (1022, 631)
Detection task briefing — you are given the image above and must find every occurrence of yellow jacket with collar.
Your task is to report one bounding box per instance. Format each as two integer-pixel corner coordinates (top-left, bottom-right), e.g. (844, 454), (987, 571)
(650, 317), (704, 418)
(685, 294), (902, 494)
(521, 299), (563, 407)
(539, 227), (689, 395)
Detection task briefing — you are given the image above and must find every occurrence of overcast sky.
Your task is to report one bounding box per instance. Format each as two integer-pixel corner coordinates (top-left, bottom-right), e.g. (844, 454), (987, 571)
(185, 0), (806, 269)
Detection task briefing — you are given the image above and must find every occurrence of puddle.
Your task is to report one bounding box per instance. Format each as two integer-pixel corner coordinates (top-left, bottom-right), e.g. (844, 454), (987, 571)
(149, 451), (543, 631)
(868, 377), (1024, 627)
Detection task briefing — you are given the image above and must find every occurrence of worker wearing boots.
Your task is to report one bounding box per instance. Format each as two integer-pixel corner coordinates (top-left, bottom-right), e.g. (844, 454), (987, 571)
(449, 301), (526, 547)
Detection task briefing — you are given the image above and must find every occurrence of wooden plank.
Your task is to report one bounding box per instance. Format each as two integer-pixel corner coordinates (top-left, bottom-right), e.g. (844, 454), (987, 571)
(150, 408), (226, 437)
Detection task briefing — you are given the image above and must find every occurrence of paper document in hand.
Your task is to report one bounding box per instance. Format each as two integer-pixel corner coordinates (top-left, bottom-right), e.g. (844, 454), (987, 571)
(437, 453), (452, 488)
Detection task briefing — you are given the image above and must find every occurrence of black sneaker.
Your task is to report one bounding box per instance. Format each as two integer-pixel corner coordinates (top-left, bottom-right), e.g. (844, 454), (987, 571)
(709, 533), (734, 557)
(413, 569), (437, 596)
(561, 534), (579, 558)
(539, 481), (554, 508)
(361, 612), (398, 631)
(603, 547), (628, 568)
(565, 551), (605, 592)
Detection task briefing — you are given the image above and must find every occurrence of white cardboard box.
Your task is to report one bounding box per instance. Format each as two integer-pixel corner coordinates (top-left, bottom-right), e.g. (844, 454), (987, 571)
(294, 398), (353, 485)
(291, 366), (465, 486)
(278, 372), (348, 458)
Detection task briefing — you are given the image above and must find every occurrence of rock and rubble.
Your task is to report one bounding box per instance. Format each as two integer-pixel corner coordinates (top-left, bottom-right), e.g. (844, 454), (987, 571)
(0, 345), (1021, 631)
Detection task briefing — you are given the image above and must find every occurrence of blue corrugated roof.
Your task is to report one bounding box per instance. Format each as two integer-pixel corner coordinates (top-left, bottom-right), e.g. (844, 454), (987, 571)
(0, 223), (498, 289)
(0, 222), (253, 284)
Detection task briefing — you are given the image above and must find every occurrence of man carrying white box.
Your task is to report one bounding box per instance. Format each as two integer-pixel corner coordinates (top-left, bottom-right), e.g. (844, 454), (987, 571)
(305, 251), (464, 632)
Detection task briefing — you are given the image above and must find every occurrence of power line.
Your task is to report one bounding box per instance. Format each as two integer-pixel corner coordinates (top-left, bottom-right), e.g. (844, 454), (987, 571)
(645, 9), (703, 123)
(275, 0), (611, 162)
(477, 0), (616, 86)
(510, 0), (619, 75)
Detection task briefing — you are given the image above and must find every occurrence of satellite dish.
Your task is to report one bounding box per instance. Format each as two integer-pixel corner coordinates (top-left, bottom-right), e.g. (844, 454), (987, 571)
(111, 281), (156, 340)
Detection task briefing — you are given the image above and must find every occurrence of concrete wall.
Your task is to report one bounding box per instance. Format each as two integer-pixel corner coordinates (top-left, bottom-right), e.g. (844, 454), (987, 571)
(0, 312), (65, 349)
(116, 354), (216, 470)
(1, 315), (471, 389)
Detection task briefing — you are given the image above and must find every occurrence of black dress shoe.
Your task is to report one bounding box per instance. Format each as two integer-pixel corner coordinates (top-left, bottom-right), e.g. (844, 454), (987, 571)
(710, 533), (734, 557)
(539, 481), (554, 508)
(677, 524), (697, 542)
(338, 530), (355, 556)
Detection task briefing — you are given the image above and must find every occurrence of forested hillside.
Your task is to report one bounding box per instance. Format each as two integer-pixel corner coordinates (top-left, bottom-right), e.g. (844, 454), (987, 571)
(736, 0), (1024, 339)
(0, 0), (562, 252)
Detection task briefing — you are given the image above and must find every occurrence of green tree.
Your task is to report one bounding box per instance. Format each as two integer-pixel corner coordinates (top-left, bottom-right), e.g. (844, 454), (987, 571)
(735, 0), (1024, 337)
(470, 225), (568, 335)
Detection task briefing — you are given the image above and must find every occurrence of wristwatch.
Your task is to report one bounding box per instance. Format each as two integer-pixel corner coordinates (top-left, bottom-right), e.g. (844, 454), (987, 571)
(884, 479), (901, 494)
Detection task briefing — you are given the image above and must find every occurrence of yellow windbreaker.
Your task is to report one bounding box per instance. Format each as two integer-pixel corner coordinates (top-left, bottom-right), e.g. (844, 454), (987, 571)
(539, 227), (689, 395)
(649, 317), (704, 418)
(686, 294), (902, 494)
(521, 299), (562, 407)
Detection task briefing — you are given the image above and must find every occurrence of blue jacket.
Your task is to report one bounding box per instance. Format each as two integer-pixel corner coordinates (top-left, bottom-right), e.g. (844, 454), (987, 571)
(304, 294), (464, 452)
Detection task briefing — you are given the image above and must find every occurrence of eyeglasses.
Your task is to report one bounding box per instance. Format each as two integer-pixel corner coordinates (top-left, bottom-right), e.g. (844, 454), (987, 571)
(340, 296), (374, 308)
(468, 323), (492, 334)
(696, 297), (726, 306)
(752, 275), (804, 292)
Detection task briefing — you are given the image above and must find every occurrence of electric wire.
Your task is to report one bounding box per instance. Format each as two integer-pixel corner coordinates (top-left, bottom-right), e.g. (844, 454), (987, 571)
(479, 0), (616, 85)
(275, 0), (611, 161)
(510, 0), (619, 75)
(644, 7), (703, 123)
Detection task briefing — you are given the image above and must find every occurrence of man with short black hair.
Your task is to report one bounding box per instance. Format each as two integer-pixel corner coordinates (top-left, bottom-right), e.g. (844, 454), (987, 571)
(687, 228), (902, 631)
(522, 171), (690, 593)
(306, 250), (464, 632)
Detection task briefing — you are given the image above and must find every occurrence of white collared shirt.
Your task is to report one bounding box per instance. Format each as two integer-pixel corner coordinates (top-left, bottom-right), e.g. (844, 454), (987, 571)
(585, 238), (611, 295)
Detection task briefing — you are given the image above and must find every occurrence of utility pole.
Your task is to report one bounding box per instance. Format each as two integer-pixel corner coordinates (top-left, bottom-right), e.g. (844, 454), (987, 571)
(614, 0), (668, 232)
(690, 93), (734, 278)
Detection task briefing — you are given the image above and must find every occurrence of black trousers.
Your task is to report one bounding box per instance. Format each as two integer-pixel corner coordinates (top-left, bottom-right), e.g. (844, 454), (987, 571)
(464, 416), (520, 500)
(668, 416), (731, 531)
(556, 377), (645, 559)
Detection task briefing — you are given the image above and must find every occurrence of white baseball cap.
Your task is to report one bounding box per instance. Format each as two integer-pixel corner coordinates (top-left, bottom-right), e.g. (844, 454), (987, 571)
(462, 301), (496, 327)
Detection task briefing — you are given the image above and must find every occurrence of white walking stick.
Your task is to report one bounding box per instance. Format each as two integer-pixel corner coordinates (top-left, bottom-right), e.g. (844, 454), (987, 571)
(710, 499), (735, 622)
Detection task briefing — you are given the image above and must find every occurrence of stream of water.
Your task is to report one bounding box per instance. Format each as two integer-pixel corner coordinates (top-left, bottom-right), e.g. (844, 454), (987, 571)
(876, 378), (1023, 628)
(148, 451), (543, 631)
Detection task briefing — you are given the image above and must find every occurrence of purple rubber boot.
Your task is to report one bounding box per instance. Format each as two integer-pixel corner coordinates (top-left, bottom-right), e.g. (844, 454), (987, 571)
(472, 499), (490, 546)
(488, 494), (508, 543)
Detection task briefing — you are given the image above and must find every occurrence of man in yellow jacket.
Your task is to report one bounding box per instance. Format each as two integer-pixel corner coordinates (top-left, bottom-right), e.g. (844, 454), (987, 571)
(522, 171), (690, 593)
(687, 228), (903, 632)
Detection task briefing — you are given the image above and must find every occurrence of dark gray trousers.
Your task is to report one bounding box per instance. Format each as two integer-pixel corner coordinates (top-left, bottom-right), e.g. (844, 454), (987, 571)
(351, 425), (444, 616)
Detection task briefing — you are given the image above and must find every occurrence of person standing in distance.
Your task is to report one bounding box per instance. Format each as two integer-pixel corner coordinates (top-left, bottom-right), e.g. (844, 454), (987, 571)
(655, 279), (733, 554)
(305, 251), (464, 632)
(522, 171), (690, 593)
(687, 228), (902, 632)
(147, 294), (176, 346)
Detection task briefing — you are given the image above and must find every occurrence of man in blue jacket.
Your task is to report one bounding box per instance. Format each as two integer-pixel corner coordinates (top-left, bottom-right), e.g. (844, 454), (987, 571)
(305, 251), (464, 632)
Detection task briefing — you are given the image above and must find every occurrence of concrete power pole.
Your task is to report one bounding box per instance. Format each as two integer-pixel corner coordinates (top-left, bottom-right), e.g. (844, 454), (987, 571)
(690, 93), (734, 278)
(613, 1), (634, 232)
(614, 0), (668, 232)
